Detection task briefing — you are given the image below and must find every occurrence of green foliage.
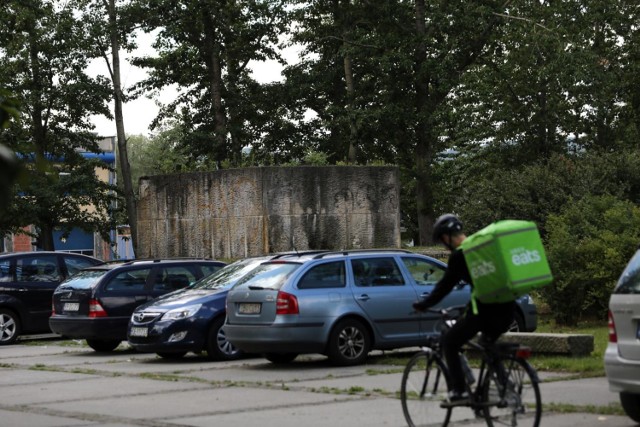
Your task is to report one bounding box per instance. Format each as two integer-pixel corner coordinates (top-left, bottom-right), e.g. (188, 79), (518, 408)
(302, 150), (329, 166)
(544, 195), (640, 325)
(0, 0), (121, 248)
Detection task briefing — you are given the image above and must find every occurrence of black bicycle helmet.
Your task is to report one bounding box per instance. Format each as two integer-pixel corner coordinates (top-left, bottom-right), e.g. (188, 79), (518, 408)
(432, 214), (463, 242)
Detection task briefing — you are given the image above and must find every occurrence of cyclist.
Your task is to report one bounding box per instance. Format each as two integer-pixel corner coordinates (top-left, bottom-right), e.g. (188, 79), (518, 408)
(412, 214), (515, 406)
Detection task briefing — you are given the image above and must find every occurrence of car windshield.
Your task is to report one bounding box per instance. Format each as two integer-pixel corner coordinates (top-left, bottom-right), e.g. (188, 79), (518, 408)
(231, 262), (301, 291)
(57, 270), (107, 290)
(192, 258), (266, 290)
(615, 249), (640, 294)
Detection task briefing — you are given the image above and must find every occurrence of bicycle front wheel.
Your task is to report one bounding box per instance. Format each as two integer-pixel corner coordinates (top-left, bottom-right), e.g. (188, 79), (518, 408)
(401, 351), (452, 427)
(481, 356), (542, 427)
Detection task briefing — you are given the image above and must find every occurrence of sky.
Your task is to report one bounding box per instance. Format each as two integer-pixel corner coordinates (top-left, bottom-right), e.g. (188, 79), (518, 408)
(90, 32), (293, 138)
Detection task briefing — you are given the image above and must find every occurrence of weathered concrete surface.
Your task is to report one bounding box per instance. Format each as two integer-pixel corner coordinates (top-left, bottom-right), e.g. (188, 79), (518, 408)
(501, 332), (595, 356)
(137, 166), (401, 259)
(1, 337), (635, 427)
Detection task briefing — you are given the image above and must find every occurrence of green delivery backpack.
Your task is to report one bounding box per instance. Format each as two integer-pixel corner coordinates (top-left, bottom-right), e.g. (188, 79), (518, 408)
(459, 220), (553, 314)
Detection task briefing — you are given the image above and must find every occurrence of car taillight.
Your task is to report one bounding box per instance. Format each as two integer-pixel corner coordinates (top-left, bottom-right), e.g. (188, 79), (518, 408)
(608, 310), (617, 343)
(89, 299), (107, 318)
(276, 291), (299, 315)
(51, 299), (56, 316)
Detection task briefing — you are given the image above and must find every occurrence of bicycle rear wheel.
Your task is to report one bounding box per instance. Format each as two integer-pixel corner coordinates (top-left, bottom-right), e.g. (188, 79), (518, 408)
(401, 351), (452, 427)
(481, 356), (541, 426)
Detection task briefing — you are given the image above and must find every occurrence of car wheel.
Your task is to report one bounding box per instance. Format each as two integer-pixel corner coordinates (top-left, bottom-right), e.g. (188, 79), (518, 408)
(264, 353), (298, 364)
(0, 308), (21, 345)
(206, 316), (243, 361)
(326, 318), (371, 366)
(508, 311), (525, 333)
(620, 392), (640, 422)
(157, 352), (187, 359)
(86, 339), (121, 352)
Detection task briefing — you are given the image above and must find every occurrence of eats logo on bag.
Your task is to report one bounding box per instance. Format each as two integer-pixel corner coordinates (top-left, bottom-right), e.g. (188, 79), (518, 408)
(470, 260), (496, 279)
(510, 247), (541, 266)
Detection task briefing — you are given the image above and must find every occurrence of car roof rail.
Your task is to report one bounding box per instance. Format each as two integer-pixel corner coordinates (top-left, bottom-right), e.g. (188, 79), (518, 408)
(270, 250), (331, 259)
(104, 257), (214, 266)
(312, 249), (413, 259)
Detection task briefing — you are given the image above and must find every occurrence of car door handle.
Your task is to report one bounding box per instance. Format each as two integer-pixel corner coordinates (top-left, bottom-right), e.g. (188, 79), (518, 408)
(356, 294), (370, 301)
(420, 292), (430, 297)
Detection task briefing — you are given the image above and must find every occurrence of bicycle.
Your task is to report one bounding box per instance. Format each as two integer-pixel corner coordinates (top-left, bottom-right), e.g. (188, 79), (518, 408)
(400, 305), (542, 426)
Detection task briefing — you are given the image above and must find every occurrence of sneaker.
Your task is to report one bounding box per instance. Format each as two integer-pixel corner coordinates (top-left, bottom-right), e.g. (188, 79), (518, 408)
(441, 390), (471, 407)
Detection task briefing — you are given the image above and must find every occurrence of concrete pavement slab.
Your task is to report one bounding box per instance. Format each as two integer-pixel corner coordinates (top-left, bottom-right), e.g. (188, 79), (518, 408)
(0, 408), (98, 427)
(540, 377), (620, 406)
(35, 386), (362, 421)
(0, 368), (101, 386)
(177, 396), (407, 427)
(2, 376), (210, 406)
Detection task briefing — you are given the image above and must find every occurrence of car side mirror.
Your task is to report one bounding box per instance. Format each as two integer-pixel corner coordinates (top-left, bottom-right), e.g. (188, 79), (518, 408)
(455, 281), (469, 290)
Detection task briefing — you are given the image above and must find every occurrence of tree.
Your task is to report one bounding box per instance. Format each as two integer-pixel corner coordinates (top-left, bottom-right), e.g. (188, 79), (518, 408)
(283, 0), (514, 244)
(0, 89), (21, 215)
(74, 0), (141, 256)
(0, 0), (121, 250)
(544, 195), (640, 325)
(130, 0), (290, 167)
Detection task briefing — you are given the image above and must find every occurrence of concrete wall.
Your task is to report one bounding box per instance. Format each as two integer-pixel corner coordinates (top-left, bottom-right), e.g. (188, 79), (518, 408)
(137, 166), (401, 259)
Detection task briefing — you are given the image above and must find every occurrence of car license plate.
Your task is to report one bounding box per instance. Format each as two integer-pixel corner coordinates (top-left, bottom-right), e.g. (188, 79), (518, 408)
(130, 327), (148, 337)
(238, 303), (261, 314)
(63, 302), (79, 312)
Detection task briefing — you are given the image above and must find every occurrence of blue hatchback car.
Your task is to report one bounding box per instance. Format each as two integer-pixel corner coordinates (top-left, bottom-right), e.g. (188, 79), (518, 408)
(127, 256), (274, 360)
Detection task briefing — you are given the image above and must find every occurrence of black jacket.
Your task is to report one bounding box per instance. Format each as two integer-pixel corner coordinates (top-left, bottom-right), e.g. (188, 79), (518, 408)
(414, 248), (515, 316)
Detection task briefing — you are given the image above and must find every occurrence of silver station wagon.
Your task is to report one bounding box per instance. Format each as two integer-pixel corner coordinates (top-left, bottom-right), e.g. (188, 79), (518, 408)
(605, 248), (640, 423)
(225, 250), (537, 366)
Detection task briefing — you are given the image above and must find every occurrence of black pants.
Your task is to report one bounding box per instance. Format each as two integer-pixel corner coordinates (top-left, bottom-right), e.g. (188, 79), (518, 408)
(442, 301), (515, 393)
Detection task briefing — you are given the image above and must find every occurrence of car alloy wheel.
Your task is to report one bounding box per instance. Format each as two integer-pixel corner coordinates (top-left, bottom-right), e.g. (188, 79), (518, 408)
(0, 309), (21, 345)
(206, 316), (243, 361)
(327, 318), (371, 366)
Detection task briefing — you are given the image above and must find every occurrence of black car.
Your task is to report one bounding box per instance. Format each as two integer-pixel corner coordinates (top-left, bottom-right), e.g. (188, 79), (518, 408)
(0, 251), (103, 345)
(127, 256), (273, 360)
(49, 258), (225, 352)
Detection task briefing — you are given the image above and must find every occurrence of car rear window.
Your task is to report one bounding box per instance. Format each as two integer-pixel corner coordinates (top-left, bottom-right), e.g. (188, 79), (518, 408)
(615, 250), (640, 294)
(57, 270), (107, 290)
(231, 262), (301, 291)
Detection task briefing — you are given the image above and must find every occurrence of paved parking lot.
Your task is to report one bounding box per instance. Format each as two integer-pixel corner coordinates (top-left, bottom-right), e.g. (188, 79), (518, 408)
(0, 335), (636, 427)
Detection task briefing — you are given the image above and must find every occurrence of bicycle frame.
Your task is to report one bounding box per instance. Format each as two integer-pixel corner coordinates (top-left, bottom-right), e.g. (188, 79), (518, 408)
(401, 305), (542, 426)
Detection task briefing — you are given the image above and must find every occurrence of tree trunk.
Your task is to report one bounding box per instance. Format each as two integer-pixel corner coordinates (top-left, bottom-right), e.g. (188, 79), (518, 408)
(202, 11), (227, 166)
(107, 0), (138, 257)
(29, 23), (55, 251)
(338, 0), (358, 163)
(413, 0), (434, 246)
(226, 60), (243, 166)
(344, 53), (357, 164)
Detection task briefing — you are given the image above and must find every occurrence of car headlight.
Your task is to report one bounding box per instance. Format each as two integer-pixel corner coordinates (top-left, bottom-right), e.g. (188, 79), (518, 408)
(162, 304), (202, 321)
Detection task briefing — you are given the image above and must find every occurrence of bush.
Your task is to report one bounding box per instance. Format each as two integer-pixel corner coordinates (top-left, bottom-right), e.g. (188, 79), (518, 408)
(543, 195), (640, 325)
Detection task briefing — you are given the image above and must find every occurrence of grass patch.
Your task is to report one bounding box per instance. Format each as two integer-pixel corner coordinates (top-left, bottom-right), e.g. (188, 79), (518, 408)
(544, 402), (624, 416)
(368, 316), (609, 378)
(528, 316), (608, 376)
(20, 339), (87, 347)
